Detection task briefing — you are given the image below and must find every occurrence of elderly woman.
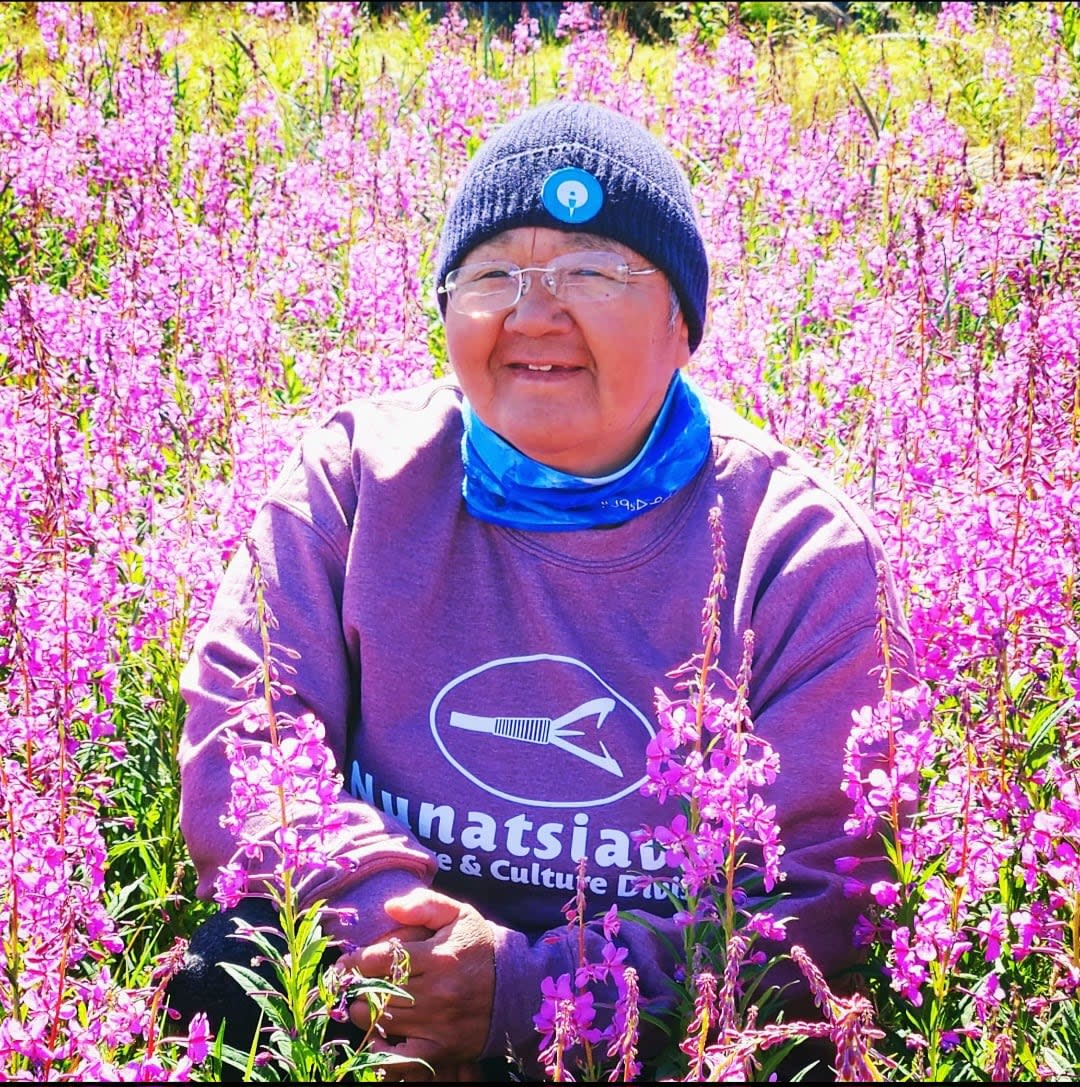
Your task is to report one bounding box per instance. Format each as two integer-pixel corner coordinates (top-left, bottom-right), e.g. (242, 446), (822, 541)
(172, 100), (912, 1080)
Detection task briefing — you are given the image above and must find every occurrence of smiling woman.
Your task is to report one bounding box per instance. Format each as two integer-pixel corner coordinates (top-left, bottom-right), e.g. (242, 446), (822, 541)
(435, 100), (709, 500)
(169, 98), (915, 1082)
(445, 228), (688, 477)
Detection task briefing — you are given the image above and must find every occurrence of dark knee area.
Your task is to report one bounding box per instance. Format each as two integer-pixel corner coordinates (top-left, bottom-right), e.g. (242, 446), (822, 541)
(165, 897), (362, 1077)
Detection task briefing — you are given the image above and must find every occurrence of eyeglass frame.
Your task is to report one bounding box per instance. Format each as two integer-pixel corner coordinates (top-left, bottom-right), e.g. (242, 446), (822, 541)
(438, 251), (660, 316)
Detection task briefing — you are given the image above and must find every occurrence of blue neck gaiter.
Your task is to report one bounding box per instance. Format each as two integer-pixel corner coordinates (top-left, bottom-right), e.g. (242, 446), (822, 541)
(460, 371), (712, 531)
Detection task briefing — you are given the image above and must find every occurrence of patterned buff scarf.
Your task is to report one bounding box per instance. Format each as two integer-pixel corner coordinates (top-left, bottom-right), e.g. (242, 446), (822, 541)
(460, 371), (712, 531)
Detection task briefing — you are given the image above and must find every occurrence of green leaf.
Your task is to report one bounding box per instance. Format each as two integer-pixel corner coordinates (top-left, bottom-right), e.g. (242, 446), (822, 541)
(218, 961), (290, 1025)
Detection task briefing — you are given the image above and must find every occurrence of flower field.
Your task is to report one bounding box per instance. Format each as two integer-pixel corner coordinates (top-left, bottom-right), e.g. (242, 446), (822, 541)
(1, 0), (1078, 1080)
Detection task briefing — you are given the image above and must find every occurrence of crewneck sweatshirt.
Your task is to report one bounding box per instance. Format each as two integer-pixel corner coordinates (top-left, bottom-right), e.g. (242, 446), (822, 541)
(179, 377), (913, 1070)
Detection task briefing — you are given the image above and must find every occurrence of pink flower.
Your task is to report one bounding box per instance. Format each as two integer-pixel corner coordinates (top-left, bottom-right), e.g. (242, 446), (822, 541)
(184, 1011), (211, 1064)
(533, 973), (602, 1053)
(976, 906), (1006, 962)
(870, 880), (901, 907)
(213, 862), (249, 909)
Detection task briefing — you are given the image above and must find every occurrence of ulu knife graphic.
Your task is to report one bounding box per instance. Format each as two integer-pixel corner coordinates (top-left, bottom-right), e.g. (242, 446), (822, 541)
(448, 697), (623, 778)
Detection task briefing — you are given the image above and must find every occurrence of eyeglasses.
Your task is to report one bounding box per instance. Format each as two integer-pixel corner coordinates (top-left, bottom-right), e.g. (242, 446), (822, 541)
(439, 251), (658, 316)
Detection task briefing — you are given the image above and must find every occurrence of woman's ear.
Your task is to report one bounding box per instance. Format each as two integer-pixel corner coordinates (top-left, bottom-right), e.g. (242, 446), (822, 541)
(673, 313), (691, 369)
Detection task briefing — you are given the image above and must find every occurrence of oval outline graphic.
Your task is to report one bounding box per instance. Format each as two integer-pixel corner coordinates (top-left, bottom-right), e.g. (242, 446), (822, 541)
(429, 654), (654, 808)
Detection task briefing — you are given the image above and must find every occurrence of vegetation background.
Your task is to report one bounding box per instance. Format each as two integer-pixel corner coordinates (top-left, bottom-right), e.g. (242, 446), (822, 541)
(0, 0), (1077, 1080)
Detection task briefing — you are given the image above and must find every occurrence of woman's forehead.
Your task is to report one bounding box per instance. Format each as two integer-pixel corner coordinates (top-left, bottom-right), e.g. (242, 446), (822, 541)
(466, 227), (637, 262)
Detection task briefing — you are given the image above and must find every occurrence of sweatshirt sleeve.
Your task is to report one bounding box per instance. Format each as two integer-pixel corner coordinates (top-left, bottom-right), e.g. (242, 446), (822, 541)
(178, 430), (438, 947)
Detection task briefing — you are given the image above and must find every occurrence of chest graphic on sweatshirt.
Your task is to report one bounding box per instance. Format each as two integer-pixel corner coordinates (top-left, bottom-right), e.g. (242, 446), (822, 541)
(429, 654), (655, 807)
(346, 653), (680, 911)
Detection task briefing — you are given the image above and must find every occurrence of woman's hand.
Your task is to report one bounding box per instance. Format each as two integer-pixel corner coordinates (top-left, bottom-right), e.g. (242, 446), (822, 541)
(342, 887), (497, 1081)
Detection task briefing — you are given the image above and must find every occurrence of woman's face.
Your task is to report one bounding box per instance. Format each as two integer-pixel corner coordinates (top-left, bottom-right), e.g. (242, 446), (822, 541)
(444, 227), (690, 477)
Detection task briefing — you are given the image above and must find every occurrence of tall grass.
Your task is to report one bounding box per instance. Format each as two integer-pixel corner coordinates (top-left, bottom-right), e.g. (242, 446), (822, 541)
(1, 0), (1077, 1079)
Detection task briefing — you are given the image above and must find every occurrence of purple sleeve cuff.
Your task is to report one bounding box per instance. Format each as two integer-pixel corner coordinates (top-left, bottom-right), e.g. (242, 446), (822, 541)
(480, 922), (574, 1071)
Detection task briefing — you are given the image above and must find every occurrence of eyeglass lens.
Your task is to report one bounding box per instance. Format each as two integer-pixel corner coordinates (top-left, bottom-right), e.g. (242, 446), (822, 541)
(444, 252), (651, 315)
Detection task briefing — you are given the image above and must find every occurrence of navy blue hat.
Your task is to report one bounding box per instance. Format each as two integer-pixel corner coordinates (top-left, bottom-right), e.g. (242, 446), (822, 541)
(435, 100), (709, 352)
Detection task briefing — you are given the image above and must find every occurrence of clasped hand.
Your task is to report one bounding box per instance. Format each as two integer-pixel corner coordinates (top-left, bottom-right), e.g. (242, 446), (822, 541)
(339, 887), (496, 1082)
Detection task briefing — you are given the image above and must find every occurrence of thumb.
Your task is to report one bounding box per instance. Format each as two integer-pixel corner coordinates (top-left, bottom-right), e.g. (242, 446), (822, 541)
(382, 887), (465, 931)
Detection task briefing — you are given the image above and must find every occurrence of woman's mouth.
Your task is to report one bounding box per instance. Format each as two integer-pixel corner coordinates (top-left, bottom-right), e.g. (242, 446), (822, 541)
(508, 362), (582, 374)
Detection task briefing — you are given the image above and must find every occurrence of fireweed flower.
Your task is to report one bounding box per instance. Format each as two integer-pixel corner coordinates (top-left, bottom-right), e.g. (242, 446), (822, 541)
(641, 629), (787, 904)
(575, 940), (629, 989)
(606, 966), (641, 1082)
(789, 946), (889, 1081)
(680, 968), (719, 1081)
(937, 2), (977, 36)
(180, 1012), (210, 1064)
(975, 906), (1007, 963)
(534, 973), (602, 1073)
(215, 698), (351, 899)
(3, 2), (1079, 1082)
(990, 1029), (1015, 1083)
(970, 972), (1007, 1023)
(869, 880), (901, 908)
(623, 501), (806, 1078)
(535, 858), (639, 1078)
(841, 685), (933, 839)
(510, 9), (541, 57)
(887, 926), (930, 1006)
(208, 542), (355, 907)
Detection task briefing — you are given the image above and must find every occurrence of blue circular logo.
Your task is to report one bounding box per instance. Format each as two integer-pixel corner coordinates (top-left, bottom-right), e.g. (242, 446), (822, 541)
(541, 167), (604, 224)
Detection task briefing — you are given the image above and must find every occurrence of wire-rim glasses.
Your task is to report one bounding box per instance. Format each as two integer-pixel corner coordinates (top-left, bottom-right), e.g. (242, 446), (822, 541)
(439, 251), (658, 316)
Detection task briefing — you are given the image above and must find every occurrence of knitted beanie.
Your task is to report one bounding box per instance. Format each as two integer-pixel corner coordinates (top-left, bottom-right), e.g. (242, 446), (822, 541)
(435, 100), (709, 352)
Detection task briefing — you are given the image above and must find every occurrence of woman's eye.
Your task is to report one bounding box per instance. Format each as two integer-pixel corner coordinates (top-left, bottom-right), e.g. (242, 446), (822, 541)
(461, 265), (515, 285)
(565, 263), (610, 280)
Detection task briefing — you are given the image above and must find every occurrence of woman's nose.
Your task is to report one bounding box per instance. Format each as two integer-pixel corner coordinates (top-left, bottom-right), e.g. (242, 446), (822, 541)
(504, 272), (569, 332)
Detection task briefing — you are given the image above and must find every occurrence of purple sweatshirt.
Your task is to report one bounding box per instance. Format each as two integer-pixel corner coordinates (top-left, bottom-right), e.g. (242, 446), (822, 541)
(179, 377), (913, 1067)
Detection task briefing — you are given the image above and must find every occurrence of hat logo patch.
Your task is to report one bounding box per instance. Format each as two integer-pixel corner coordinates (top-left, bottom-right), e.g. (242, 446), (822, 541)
(541, 167), (603, 223)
